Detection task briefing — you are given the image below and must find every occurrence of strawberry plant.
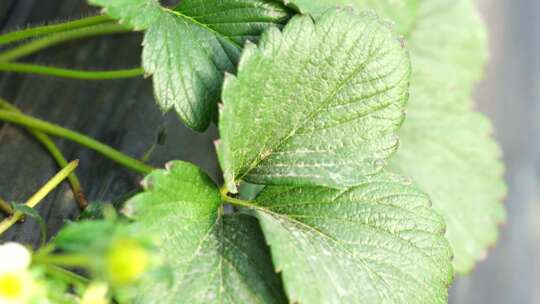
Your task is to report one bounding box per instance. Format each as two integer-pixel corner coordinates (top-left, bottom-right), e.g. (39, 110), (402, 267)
(0, 0), (505, 303)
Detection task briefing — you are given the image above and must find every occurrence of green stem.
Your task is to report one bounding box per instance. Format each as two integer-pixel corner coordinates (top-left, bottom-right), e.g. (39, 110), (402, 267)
(44, 265), (89, 286)
(0, 110), (153, 174)
(0, 160), (79, 235)
(219, 186), (256, 209)
(0, 15), (111, 46)
(32, 132), (87, 208)
(0, 98), (17, 111)
(0, 62), (144, 80)
(33, 253), (90, 268)
(0, 197), (13, 215)
(0, 98), (87, 208)
(0, 23), (130, 62)
(34, 243), (55, 257)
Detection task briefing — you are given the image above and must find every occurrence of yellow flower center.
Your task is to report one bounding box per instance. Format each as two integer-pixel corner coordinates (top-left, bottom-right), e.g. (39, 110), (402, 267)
(0, 272), (23, 299)
(106, 238), (149, 285)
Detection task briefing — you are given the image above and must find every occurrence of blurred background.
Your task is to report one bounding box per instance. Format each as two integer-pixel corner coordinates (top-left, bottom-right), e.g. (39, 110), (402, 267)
(0, 1), (537, 303)
(451, 1), (540, 303)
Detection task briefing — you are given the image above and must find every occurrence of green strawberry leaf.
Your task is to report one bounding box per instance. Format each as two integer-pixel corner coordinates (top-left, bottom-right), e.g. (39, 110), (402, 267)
(217, 9), (411, 193)
(287, 0), (418, 34)
(291, 0), (507, 273)
(390, 109), (506, 273)
(124, 161), (287, 303)
(388, 0), (507, 273)
(89, 0), (295, 131)
(252, 172), (453, 303)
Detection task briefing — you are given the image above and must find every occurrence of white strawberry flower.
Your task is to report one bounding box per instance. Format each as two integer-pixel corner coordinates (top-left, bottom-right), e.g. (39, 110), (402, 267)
(0, 242), (35, 304)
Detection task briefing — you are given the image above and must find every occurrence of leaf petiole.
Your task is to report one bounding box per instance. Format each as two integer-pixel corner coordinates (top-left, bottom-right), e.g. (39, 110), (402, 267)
(0, 109), (154, 174)
(0, 15), (112, 46)
(219, 186), (256, 209)
(0, 23), (131, 62)
(0, 62), (144, 80)
(0, 160), (79, 235)
(33, 253), (90, 268)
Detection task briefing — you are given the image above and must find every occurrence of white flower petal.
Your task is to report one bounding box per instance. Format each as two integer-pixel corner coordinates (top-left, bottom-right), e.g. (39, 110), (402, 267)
(0, 243), (31, 273)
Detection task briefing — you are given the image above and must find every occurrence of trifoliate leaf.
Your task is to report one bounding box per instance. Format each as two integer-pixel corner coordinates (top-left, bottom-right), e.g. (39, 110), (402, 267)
(89, 0), (295, 131)
(252, 172), (453, 303)
(287, 0), (418, 34)
(125, 161), (287, 303)
(217, 9), (411, 193)
(388, 0), (506, 273)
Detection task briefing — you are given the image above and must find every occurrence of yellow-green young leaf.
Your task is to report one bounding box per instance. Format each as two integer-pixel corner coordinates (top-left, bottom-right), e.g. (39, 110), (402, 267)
(252, 172), (453, 303)
(125, 161), (287, 303)
(217, 9), (411, 193)
(292, 0), (507, 273)
(286, 0), (418, 34)
(89, 0), (295, 131)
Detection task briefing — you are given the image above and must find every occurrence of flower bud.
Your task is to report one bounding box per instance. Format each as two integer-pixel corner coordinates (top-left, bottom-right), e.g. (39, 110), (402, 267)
(106, 238), (149, 286)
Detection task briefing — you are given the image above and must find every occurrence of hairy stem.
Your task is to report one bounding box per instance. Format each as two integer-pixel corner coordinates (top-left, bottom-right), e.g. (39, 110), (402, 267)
(0, 23), (130, 62)
(0, 98), (87, 208)
(0, 15), (111, 46)
(0, 160), (79, 235)
(0, 110), (153, 174)
(0, 62), (144, 80)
